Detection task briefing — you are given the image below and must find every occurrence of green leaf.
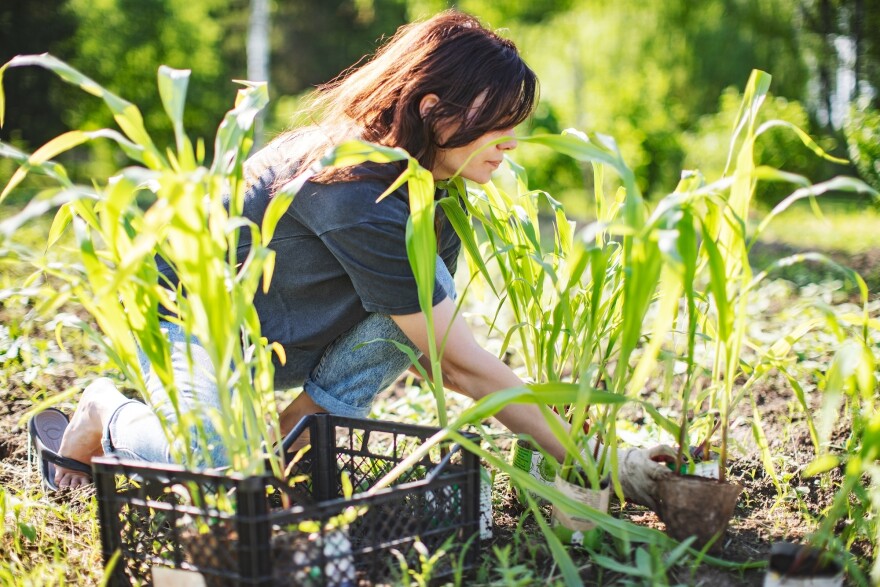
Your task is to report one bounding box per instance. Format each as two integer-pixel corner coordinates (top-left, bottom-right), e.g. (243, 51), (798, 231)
(438, 196), (497, 297)
(751, 402), (782, 493)
(520, 132), (622, 179)
(261, 190), (295, 247)
(1, 131), (89, 201)
(0, 189), (88, 239)
(589, 548), (648, 577)
(321, 139), (409, 169)
(3, 54), (164, 167)
(158, 66), (194, 166)
(635, 547), (653, 574)
(756, 119), (849, 165)
(724, 69), (771, 175)
(211, 80), (269, 176)
(639, 401), (681, 440)
(756, 176), (880, 238)
(665, 536), (697, 566)
(17, 521), (37, 542)
(524, 494), (582, 586)
(701, 222), (730, 341)
(803, 454), (840, 477)
(448, 383), (628, 431)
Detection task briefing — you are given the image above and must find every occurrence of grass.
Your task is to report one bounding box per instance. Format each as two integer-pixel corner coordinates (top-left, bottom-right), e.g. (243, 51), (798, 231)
(0, 211), (876, 584)
(3, 143), (878, 585)
(3, 158), (878, 585)
(755, 199), (880, 253)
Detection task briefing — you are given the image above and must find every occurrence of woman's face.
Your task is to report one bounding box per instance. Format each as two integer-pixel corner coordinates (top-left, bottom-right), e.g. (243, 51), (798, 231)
(422, 91), (519, 184)
(431, 128), (518, 184)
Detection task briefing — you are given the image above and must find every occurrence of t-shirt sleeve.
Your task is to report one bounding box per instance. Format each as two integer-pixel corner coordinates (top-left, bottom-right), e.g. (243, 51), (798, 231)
(318, 215), (447, 316)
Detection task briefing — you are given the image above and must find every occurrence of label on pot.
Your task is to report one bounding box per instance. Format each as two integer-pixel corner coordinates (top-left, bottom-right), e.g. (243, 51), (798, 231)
(693, 460), (720, 479)
(763, 570), (844, 587)
(765, 542), (844, 587)
(666, 460), (721, 479)
(550, 474), (610, 533)
(511, 440), (554, 503)
(480, 467), (493, 540)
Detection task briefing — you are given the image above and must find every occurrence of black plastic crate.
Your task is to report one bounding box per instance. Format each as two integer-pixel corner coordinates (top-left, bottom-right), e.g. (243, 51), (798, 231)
(94, 414), (481, 586)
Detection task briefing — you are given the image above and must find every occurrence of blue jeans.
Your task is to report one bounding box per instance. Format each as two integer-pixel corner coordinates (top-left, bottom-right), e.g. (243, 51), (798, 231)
(101, 259), (456, 468)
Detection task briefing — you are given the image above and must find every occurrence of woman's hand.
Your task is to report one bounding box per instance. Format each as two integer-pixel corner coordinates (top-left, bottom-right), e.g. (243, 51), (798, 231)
(617, 444), (676, 511)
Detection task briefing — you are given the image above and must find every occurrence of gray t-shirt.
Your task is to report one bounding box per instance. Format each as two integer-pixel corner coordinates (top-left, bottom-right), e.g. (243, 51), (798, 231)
(157, 162), (462, 358)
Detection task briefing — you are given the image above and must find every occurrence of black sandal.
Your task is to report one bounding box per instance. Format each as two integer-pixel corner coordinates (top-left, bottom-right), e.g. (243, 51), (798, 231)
(28, 408), (92, 491)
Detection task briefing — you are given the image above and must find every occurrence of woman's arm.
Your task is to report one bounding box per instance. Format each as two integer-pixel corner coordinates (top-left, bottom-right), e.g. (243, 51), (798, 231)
(392, 296), (569, 461)
(392, 296), (675, 510)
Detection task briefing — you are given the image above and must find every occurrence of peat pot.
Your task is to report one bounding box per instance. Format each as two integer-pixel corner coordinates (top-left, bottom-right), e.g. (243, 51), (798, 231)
(763, 542), (844, 587)
(656, 474), (742, 552)
(550, 473), (610, 547)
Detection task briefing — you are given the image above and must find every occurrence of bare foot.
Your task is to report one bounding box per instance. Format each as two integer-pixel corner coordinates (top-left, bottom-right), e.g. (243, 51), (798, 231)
(55, 378), (129, 489)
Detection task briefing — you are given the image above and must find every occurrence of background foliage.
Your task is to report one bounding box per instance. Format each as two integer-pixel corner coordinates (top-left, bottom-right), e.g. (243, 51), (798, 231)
(2, 0), (879, 210)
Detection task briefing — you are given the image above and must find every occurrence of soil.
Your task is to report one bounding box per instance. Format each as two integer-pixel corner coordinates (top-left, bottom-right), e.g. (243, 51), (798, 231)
(0, 241), (874, 585)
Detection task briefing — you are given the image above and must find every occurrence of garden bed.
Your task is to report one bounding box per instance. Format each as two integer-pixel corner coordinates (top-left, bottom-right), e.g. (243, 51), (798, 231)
(0, 235), (875, 586)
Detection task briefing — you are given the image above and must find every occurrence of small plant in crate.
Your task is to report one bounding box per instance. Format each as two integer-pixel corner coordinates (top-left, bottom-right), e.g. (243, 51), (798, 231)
(0, 54), (286, 478)
(0, 57), (487, 585)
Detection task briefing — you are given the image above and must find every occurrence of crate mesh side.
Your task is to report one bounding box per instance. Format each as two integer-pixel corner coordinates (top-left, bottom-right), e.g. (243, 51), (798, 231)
(96, 415), (480, 586)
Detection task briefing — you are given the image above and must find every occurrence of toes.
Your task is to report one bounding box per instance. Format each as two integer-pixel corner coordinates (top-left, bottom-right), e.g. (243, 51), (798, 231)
(55, 472), (70, 490)
(54, 470), (90, 490)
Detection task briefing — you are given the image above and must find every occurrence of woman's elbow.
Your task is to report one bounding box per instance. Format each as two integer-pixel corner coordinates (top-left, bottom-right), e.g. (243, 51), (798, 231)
(438, 347), (484, 392)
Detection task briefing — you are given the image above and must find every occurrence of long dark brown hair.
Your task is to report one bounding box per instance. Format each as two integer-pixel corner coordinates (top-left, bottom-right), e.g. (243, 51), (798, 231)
(251, 10), (538, 188)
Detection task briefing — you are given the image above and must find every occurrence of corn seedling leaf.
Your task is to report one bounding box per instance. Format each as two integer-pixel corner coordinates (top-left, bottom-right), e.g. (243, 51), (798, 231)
(1, 189), (88, 239)
(438, 196), (497, 297)
(756, 119), (849, 165)
(804, 454), (840, 477)
(157, 66), (191, 159)
(211, 80), (268, 176)
(701, 222), (731, 341)
(321, 139), (409, 169)
(751, 401), (782, 493)
(524, 493), (582, 586)
(4, 54), (164, 166)
(756, 176), (880, 238)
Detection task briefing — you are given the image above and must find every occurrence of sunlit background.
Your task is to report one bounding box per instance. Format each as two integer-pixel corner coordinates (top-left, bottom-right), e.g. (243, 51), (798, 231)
(2, 0), (878, 236)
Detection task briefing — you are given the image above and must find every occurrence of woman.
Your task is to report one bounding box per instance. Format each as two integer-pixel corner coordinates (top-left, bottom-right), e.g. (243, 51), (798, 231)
(39, 10), (672, 509)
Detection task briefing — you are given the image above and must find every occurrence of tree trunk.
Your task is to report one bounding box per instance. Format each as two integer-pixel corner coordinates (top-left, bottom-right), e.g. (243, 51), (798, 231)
(248, 0), (271, 149)
(854, 0), (863, 99)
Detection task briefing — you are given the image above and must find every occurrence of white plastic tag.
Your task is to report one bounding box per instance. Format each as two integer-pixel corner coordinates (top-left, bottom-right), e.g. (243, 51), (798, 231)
(152, 566), (207, 587)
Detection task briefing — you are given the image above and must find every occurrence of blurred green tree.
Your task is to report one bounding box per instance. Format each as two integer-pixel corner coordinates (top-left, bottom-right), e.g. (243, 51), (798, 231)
(845, 101), (880, 192)
(2, 0), (877, 207)
(511, 0), (817, 204)
(405, 0), (574, 25)
(681, 88), (834, 207)
(65, 0), (235, 151)
(0, 0), (77, 149)
(271, 0), (408, 97)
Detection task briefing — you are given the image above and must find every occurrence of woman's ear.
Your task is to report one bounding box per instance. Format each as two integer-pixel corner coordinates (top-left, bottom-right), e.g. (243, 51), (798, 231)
(419, 94), (440, 119)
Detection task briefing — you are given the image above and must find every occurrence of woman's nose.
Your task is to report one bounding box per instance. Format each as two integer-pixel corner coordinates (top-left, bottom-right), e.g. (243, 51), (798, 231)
(497, 131), (517, 151)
